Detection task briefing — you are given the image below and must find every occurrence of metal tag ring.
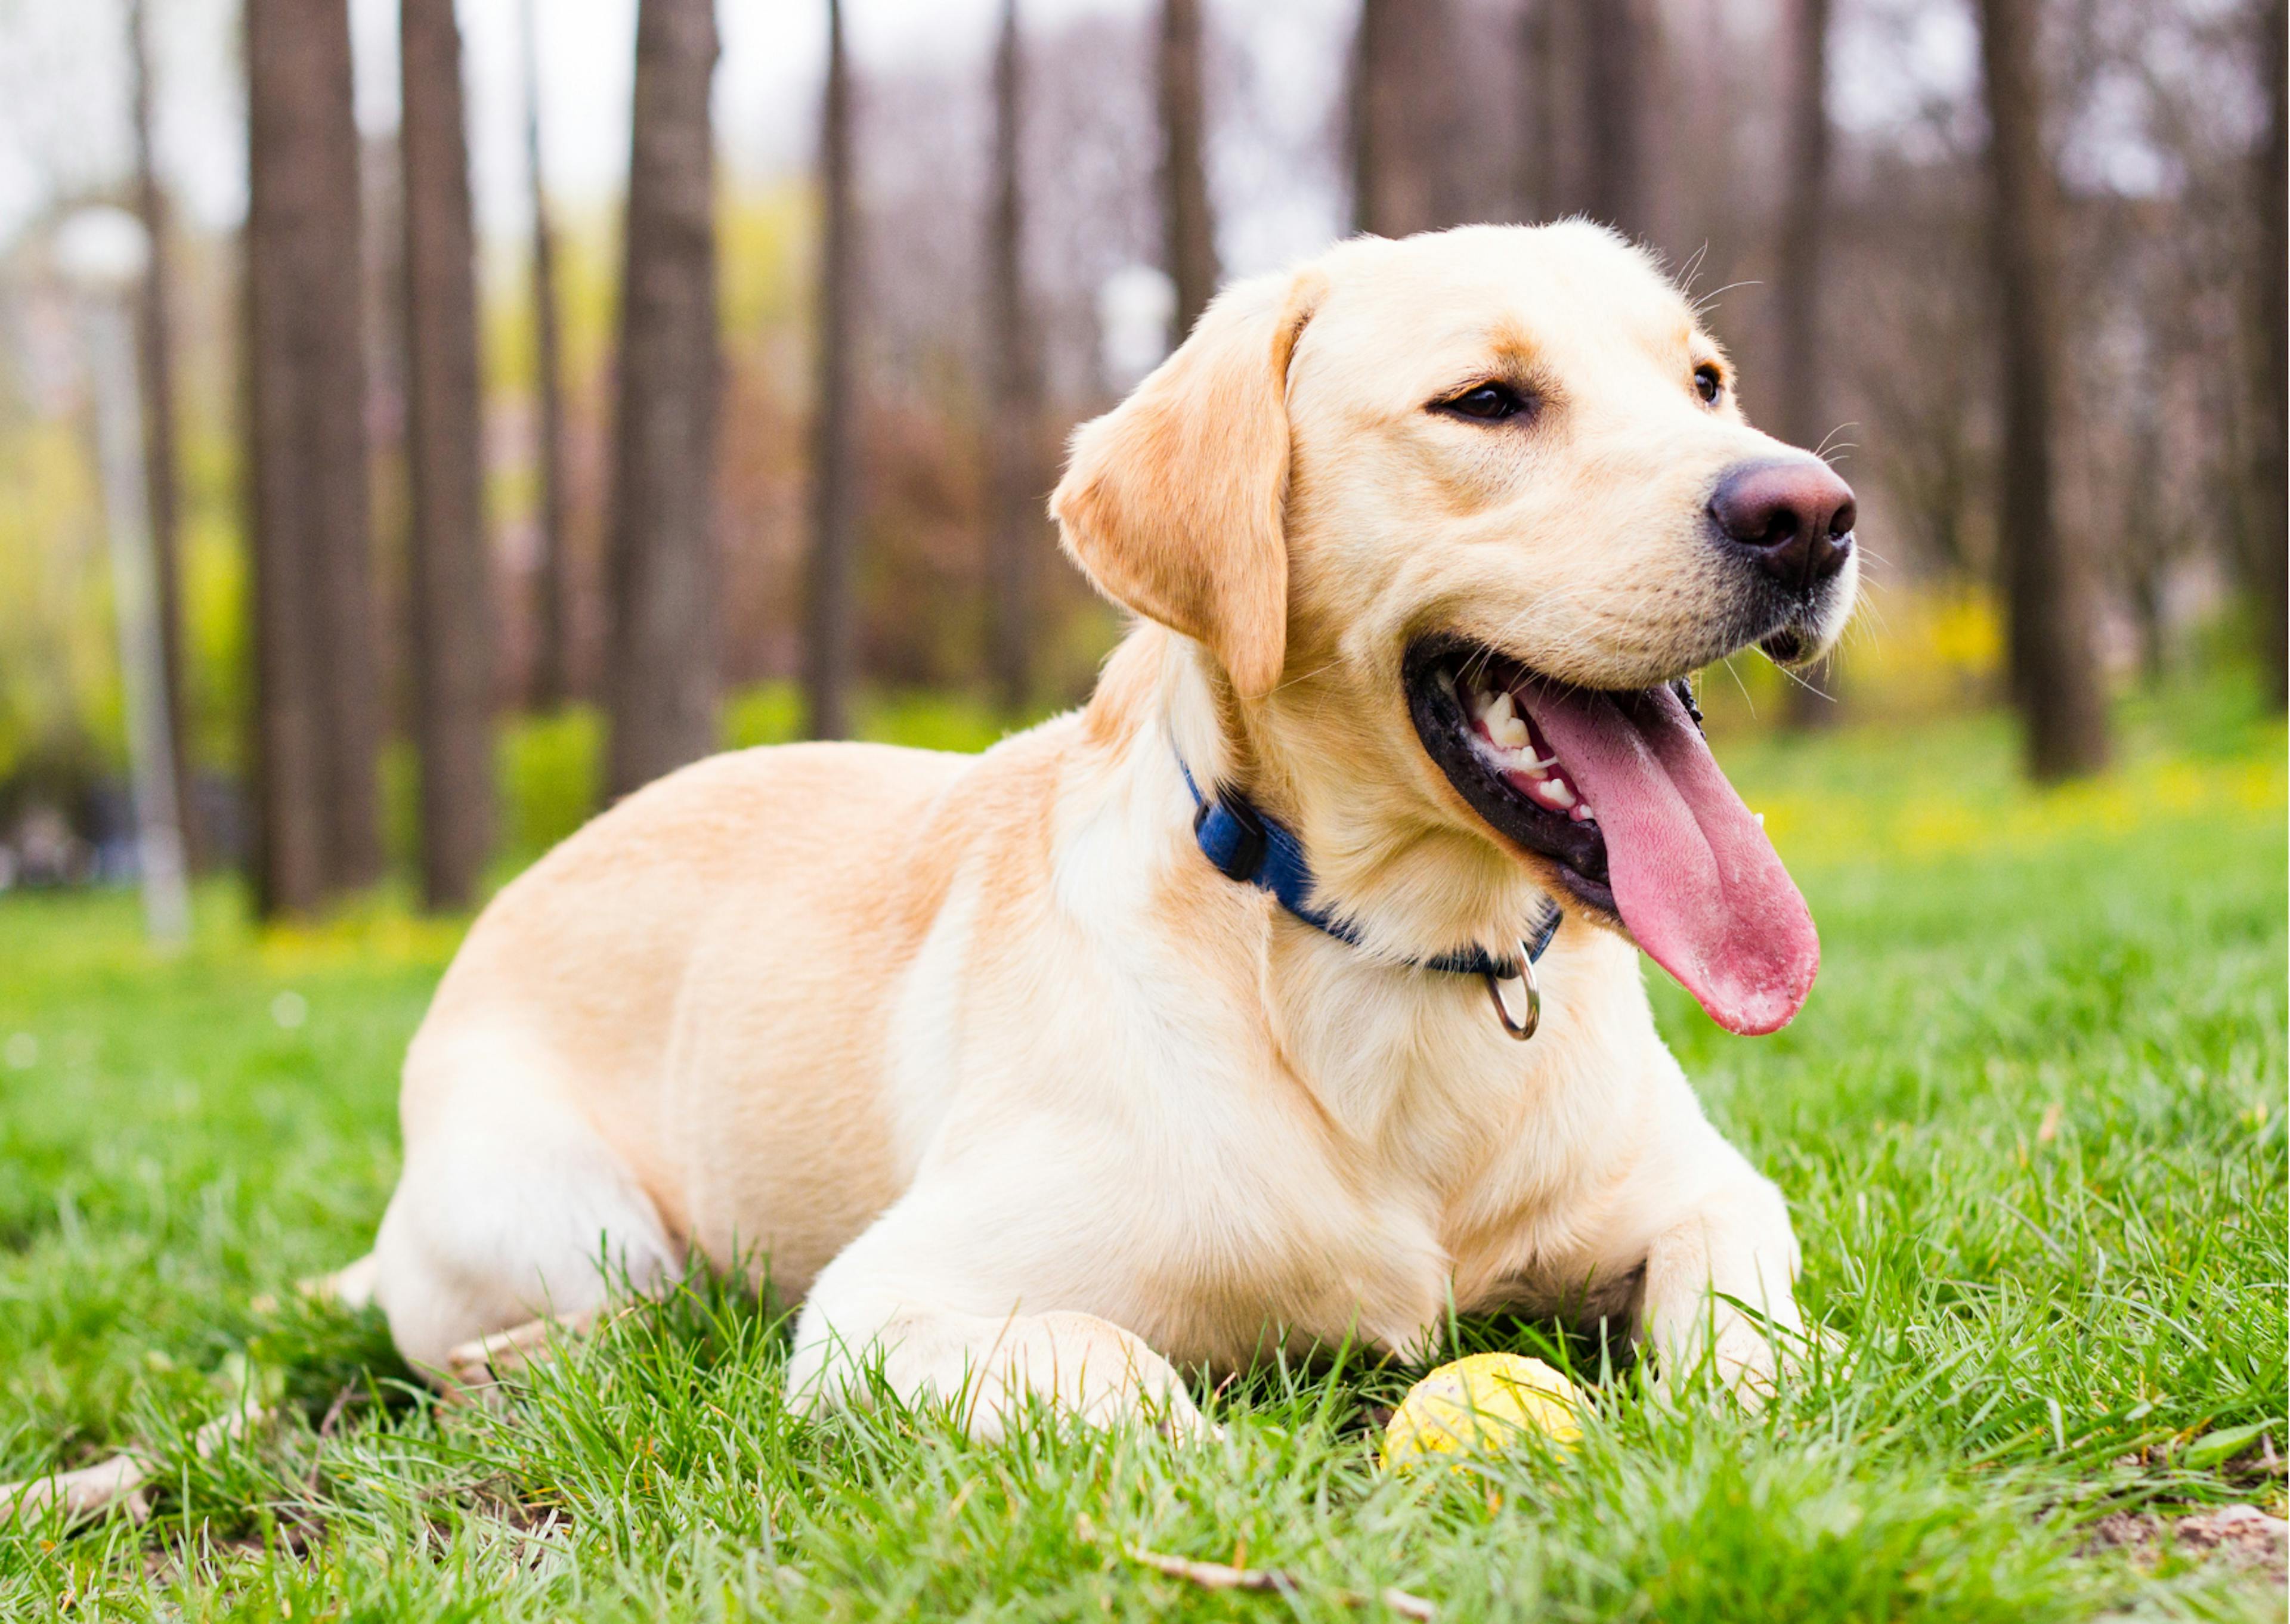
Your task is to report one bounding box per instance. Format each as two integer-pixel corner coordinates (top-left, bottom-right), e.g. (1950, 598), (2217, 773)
(1484, 946), (1540, 1041)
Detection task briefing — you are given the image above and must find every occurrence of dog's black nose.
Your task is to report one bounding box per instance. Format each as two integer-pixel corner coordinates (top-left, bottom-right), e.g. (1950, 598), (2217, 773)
(1709, 458), (1856, 591)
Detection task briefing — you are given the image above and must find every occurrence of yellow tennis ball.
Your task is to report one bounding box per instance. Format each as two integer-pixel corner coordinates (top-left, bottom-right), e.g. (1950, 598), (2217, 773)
(1379, 1352), (1583, 1473)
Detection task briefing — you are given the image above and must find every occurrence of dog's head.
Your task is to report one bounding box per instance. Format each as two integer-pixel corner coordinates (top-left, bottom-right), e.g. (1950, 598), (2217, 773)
(1053, 223), (1859, 1035)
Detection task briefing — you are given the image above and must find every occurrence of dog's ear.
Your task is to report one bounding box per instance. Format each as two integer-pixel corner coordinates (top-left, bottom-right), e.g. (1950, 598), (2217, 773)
(1053, 268), (1326, 699)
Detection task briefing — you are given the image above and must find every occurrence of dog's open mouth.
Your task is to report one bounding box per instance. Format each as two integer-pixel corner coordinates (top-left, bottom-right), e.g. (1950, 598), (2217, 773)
(1404, 640), (1819, 1035)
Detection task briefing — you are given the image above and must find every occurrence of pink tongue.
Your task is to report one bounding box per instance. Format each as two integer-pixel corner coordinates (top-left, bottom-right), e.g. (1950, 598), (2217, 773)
(1520, 683), (1817, 1034)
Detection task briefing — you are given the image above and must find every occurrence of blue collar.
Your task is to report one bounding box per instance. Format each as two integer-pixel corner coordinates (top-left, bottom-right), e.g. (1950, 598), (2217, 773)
(1177, 755), (1561, 981)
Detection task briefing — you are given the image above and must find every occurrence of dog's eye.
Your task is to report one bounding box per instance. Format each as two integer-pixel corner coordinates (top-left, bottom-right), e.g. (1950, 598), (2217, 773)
(1440, 383), (1527, 422)
(1694, 364), (1724, 405)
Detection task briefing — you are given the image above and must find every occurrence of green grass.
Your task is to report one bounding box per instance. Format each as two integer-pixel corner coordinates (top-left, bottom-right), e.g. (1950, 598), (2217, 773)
(1, 684), (2283, 1620)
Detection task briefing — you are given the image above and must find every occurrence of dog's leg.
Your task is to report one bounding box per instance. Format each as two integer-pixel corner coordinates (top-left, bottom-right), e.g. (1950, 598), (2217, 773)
(791, 1298), (1206, 1442)
(1636, 1169), (1803, 1397)
(787, 1202), (1206, 1443)
(1568, 1075), (1808, 1399)
(369, 1068), (680, 1380)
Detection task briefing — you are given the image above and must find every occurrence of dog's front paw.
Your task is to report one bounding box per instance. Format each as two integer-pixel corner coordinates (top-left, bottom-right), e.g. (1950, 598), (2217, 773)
(1705, 1308), (1785, 1402)
(1644, 1291), (1808, 1406)
(958, 1311), (1209, 1443)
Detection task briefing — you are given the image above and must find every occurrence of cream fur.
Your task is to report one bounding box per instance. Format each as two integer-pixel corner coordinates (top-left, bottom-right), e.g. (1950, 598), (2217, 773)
(364, 222), (1850, 1434)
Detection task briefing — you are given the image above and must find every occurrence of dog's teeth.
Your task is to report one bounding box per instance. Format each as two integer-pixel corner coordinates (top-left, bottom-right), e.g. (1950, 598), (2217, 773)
(1484, 690), (1529, 748)
(1753, 811), (1766, 828)
(1542, 777), (1577, 810)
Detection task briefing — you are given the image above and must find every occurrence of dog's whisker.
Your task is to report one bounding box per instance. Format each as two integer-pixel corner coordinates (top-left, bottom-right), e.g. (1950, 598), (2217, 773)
(1718, 653), (1759, 720)
(1268, 656), (1345, 697)
(1676, 241), (1712, 296)
(1771, 659), (1833, 702)
(1690, 279), (1760, 318)
(1812, 422), (1861, 463)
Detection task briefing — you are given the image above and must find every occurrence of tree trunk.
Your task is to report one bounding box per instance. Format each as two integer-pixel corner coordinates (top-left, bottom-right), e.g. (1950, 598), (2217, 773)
(401, 0), (493, 909)
(2252, 0), (2287, 709)
(126, 0), (200, 869)
(1975, 0), (2110, 779)
(2125, 393), (2169, 689)
(985, 0), (1039, 716)
(604, 0), (722, 799)
(1159, 0), (1219, 336)
(524, 0), (572, 712)
(2118, 305), (2174, 689)
(1349, 0), (1386, 234)
(1773, 0), (1831, 463)
(1580, 0), (1648, 242)
(1351, 0), (1466, 237)
(1775, 0), (1837, 727)
(244, 0), (379, 914)
(1515, 0), (1556, 222)
(804, 0), (859, 740)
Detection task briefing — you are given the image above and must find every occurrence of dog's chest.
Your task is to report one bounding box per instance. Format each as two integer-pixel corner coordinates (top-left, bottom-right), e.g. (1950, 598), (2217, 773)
(888, 827), (1664, 1369)
(1122, 978), (1650, 1366)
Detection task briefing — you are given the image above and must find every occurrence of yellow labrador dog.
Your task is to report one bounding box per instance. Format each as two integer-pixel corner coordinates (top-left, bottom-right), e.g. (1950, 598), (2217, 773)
(13, 222), (1856, 1514)
(364, 221), (1856, 1434)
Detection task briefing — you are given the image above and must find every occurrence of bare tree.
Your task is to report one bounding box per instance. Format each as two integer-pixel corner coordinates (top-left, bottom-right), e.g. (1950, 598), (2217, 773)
(1775, 0), (1837, 725)
(604, 0), (722, 799)
(125, 0), (199, 870)
(1976, 0), (2110, 777)
(985, 0), (1041, 715)
(244, 0), (380, 913)
(523, 0), (572, 711)
(1159, 0), (1218, 334)
(401, 0), (493, 908)
(1580, 0), (1650, 241)
(804, 0), (859, 739)
(2252, 0), (2287, 708)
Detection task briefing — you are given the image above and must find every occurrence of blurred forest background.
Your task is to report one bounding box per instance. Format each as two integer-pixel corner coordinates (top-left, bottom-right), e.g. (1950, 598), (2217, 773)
(0, 0), (2280, 921)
